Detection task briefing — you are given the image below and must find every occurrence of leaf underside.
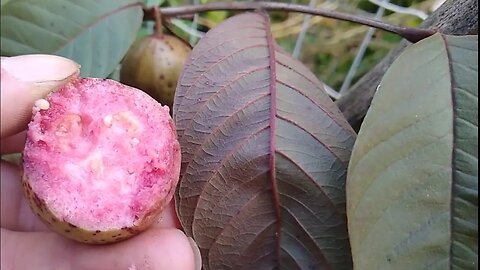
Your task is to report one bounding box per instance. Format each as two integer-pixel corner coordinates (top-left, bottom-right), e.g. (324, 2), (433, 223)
(0, 0), (142, 78)
(347, 33), (478, 269)
(174, 12), (356, 270)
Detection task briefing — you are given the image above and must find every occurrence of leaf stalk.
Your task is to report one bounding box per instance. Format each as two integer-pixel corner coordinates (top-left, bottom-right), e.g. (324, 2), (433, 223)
(152, 6), (164, 38)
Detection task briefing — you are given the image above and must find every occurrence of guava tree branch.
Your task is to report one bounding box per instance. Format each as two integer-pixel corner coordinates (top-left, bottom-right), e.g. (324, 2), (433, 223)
(335, 0), (478, 131)
(144, 1), (435, 43)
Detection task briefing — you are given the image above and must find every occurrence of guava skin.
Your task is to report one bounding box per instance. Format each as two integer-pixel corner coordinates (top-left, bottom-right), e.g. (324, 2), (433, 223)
(120, 34), (192, 112)
(22, 78), (181, 244)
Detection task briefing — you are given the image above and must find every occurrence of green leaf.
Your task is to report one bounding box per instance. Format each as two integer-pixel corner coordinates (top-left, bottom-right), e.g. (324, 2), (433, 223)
(137, 21), (155, 39)
(1, 0), (143, 78)
(1, 0), (14, 6)
(107, 64), (121, 81)
(347, 33), (478, 269)
(203, 11), (228, 24)
(142, 0), (165, 8)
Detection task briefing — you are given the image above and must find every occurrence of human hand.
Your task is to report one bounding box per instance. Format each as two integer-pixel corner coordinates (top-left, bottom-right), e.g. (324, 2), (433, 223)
(0, 55), (200, 270)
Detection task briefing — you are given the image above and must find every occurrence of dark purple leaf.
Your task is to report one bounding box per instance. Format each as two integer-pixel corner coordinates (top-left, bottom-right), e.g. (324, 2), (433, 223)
(173, 12), (356, 269)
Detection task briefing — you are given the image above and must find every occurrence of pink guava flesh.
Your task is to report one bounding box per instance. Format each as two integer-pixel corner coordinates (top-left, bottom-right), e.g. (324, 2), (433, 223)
(23, 78), (180, 231)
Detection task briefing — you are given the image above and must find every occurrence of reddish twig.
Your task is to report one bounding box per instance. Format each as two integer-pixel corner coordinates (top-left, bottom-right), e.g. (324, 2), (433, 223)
(143, 1), (436, 43)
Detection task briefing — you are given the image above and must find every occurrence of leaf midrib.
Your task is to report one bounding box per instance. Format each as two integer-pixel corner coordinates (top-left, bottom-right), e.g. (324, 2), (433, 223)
(261, 11), (283, 267)
(440, 33), (457, 270)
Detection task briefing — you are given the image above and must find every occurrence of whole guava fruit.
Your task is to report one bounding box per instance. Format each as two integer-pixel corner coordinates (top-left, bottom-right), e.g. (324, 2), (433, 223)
(22, 78), (181, 244)
(120, 34), (191, 111)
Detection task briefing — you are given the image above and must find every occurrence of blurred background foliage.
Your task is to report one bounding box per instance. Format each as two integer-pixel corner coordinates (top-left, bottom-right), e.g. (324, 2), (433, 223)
(1, 0), (443, 93)
(139, 0), (442, 92)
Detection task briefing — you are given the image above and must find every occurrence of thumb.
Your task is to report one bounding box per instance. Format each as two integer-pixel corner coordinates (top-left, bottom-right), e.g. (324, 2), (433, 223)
(0, 54), (80, 138)
(1, 228), (200, 270)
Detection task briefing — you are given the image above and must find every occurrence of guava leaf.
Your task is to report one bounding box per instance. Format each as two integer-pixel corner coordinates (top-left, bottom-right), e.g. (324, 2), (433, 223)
(1, 0), (14, 6)
(143, 0), (164, 8)
(174, 12), (356, 269)
(347, 33), (478, 269)
(1, 0), (143, 78)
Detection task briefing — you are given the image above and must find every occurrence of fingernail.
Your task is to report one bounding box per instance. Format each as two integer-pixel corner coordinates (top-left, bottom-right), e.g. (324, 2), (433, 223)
(187, 237), (202, 270)
(1, 54), (80, 94)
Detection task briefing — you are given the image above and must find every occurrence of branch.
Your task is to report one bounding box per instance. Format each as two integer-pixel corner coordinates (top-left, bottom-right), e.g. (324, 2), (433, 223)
(144, 1), (435, 43)
(335, 0), (478, 131)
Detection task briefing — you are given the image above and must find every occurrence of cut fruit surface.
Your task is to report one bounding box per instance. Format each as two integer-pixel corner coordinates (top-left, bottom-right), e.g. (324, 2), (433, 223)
(23, 78), (181, 236)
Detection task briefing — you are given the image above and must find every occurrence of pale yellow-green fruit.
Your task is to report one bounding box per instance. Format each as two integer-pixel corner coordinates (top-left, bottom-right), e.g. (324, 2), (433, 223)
(120, 34), (191, 111)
